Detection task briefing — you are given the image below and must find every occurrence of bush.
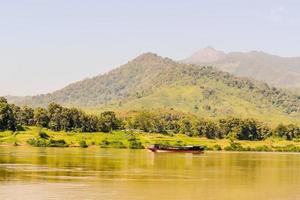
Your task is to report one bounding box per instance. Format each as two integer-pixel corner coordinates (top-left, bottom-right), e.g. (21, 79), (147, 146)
(213, 144), (222, 151)
(27, 138), (68, 147)
(16, 124), (25, 131)
(99, 139), (126, 148)
(202, 145), (213, 151)
(27, 138), (49, 147)
(79, 140), (88, 148)
(39, 131), (50, 139)
(128, 138), (143, 149)
(175, 140), (186, 146)
(110, 141), (126, 148)
(224, 142), (245, 151)
(274, 144), (300, 152)
(252, 145), (272, 152)
(99, 139), (110, 148)
(49, 139), (68, 147)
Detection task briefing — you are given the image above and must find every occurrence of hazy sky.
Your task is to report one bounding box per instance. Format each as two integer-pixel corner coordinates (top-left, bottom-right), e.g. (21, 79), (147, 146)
(1, 0), (300, 96)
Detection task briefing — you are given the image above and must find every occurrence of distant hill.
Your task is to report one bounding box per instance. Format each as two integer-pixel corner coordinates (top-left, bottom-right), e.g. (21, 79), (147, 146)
(7, 52), (300, 125)
(183, 47), (300, 88)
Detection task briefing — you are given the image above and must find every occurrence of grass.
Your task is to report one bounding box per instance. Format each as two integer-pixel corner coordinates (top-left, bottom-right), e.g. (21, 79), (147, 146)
(1, 127), (300, 152)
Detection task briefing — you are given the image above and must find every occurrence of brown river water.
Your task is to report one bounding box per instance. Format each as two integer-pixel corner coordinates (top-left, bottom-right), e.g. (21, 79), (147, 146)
(0, 146), (300, 200)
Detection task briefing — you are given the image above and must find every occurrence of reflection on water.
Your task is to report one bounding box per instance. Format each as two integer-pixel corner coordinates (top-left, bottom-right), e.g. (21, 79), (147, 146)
(0, 147), (300, 200)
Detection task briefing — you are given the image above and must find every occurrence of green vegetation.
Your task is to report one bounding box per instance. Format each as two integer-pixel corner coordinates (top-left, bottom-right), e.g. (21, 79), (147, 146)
(7, 53), (300, 126)
(27, 138), (68, 147)
(79, 140), (88, 148)
(1, 97), (300, 150)
(1, 127), (300, 152)
(0, 98), (121, 133)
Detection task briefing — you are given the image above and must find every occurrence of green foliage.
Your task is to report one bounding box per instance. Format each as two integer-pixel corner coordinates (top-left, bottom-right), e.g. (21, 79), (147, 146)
(109, 141), (126, 148)
(274, 124), (300, 140)
(16, 124), (25, 131)
(253, 145), (272, 152)
(34, 107), (49, 127)
(193, 120), (220, 139)
(99, 138), (126, 148)
(0, 97), (8, 104)
(39, 131), (50, 139)
(1, 96), (300, 143)
(48, 139), (68, 147)
(179, 118), (193, 136)
(27, 137), (68, 147)
(99, 138), (110, 148)
(213, 144), (222, 151)
(27, 138), (49, 147)
(219, 118), (271, 140)
(98, 111), (119, 132)
(127, 133), (143, 149)
(224, 142), (246, 151)
(273, 144), (300, 152)
(0, 98), (16, 131)
(12, 105), (34, 126)
(128, 137), (143, 149)
(131, 111), (154, 132)
(3, 126), (300, 152)
(79, 140), (88, 148)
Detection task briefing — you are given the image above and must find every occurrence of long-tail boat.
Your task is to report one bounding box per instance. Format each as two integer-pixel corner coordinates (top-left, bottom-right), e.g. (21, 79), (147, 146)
(148, 144), (204, 153)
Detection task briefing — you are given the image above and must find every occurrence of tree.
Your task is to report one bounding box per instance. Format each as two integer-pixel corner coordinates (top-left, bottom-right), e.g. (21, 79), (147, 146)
(0, 100), (16, 131)
(193, 120), (220, 139)
(60, 108), (72, 131)
(47, 103), (63, 131)
(19, 106), (34, 125)
(132, 111), (154, 132)
(179, 118), (193, 136)
(34, 107), (49, 127)
(69, 108), (84, 131)
(0, 97), (7, 104)
(152, 117), (167, 134)
(219, 118), (270, 141)
(275, 124), (300, 140)
(99, 111), (119, 132)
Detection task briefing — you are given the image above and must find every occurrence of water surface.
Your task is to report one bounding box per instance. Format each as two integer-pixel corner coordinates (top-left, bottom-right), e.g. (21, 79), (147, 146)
(0, 146), (300, 200)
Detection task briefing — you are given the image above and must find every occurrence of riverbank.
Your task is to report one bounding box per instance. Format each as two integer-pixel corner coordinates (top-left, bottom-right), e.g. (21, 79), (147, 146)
(1, 127), (300, 152)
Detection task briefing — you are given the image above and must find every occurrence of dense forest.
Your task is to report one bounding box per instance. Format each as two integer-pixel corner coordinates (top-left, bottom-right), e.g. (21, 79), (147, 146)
(1, 97), (300, 141)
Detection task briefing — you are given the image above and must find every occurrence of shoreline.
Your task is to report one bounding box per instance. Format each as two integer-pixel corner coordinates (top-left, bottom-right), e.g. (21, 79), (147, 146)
(1, 144), (300, 154)
(1, 127), (300, 153)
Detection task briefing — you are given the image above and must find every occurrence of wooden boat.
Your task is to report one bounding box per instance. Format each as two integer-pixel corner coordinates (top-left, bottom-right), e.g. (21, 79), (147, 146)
(148, 144), (204, 153)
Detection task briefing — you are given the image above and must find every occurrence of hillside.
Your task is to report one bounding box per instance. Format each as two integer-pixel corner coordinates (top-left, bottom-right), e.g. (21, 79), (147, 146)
(183, 47), (300, 88)
(8, 53), (300, 125)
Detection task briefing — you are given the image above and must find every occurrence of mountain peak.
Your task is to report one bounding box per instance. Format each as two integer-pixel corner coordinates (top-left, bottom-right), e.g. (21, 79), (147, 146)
(134, 52), (161, 61)
(183, 47), (226, 64)
(202, 46), (217, 51)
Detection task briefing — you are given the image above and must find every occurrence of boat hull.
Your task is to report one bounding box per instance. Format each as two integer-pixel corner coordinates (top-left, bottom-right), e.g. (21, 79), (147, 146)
(148, 148), (204, 154)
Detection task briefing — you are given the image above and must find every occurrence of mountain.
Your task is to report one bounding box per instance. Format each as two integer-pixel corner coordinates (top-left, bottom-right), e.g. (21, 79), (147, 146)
(183, 47), (300, 88)
(7, 53), (300, 125)
(183, 47), (226, 63)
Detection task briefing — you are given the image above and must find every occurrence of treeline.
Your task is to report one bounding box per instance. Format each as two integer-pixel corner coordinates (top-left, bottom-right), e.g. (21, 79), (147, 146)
(1, 97), (300, 141)
(125, 111), (300, 140)
(0, 97), (121, 133)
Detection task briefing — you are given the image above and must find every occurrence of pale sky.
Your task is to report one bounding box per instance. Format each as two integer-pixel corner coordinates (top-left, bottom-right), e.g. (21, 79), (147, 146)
(1, 0), (300, 96)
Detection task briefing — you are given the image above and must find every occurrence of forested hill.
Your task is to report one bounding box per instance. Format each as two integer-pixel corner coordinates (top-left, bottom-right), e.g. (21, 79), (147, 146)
(8, 52), (300, 124)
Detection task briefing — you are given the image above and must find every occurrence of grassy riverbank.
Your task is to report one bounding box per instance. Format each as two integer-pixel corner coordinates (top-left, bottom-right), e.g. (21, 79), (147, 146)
(1, 127), (300, 152)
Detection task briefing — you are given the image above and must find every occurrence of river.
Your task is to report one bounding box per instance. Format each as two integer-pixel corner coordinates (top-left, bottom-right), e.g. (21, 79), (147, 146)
(0, 146), (300, 200)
